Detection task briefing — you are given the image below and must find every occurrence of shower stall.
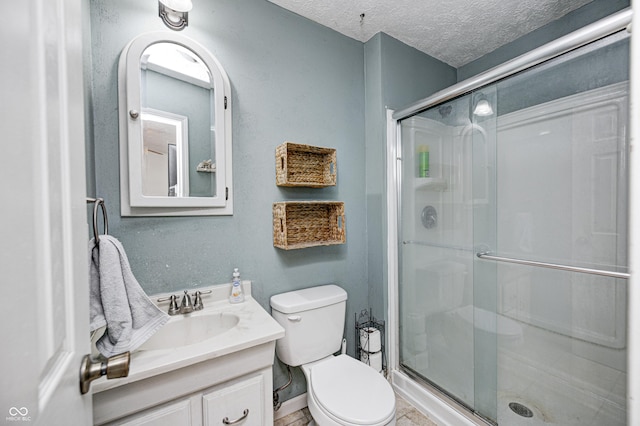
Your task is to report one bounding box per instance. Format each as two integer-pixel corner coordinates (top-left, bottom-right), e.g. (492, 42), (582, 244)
(387, 10), (631, 426)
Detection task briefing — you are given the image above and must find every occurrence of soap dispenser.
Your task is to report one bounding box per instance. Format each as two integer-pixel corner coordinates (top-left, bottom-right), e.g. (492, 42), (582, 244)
(229, 268), (245, 304)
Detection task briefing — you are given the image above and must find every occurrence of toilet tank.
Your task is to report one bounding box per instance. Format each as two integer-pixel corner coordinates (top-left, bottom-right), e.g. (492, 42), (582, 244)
(270, 284), (347, 366)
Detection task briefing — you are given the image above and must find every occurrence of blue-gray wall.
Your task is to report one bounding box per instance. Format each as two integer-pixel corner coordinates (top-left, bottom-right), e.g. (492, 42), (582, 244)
(364, 33), (456, 320)
(144, 70), (214, 196)
(89, 0), (365, 402)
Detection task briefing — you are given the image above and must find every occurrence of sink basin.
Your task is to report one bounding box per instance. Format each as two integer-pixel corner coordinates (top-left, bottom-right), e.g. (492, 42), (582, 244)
(139, 312), (239, 351)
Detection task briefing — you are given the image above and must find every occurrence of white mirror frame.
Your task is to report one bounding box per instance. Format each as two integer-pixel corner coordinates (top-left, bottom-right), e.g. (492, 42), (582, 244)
(119, 31), (233, 216)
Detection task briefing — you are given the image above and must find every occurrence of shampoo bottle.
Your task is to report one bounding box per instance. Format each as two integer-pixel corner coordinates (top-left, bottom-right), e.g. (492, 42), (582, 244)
(229, 268), (245, 304)
(418, 145), (430, 178)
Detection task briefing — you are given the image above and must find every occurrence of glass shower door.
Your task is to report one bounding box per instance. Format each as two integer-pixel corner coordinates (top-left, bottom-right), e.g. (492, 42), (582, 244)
(398, 30), (629, 426)
(398, 92), (499, 421)
(486, 33), (629, 425)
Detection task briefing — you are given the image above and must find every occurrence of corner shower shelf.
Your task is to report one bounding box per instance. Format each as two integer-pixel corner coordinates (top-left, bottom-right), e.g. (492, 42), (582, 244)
(275, 142), (337, 188)
(272, 201), (345, 250)
(415, 178), (447, 191)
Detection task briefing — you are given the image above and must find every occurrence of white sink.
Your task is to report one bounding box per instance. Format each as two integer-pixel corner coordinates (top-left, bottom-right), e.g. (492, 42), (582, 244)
(91, 281), (285, 395)
(138, 311), (240, 351)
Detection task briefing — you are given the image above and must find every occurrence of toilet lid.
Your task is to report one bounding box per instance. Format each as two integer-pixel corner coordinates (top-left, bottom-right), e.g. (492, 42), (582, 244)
(310, 355), (395, 425)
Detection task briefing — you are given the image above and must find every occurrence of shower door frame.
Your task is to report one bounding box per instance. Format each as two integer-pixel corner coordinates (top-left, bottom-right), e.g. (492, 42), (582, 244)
(386, 8), (634, 426)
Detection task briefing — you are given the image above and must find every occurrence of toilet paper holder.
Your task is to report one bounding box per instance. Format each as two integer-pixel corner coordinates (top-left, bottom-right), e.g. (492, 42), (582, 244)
(355, 309), (386, 375)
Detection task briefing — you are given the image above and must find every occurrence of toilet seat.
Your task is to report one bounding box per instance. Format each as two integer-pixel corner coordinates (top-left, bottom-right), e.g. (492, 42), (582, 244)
(308, 355), (396, 425)
(452, 305), (523, 340)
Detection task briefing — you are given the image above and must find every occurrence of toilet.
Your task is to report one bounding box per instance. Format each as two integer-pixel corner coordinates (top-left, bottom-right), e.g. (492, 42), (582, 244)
(270, 285), (396, 426)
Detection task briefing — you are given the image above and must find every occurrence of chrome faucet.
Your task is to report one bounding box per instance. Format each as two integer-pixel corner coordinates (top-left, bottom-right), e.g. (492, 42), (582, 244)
(158, 289), (212, 315)
(193, 291), (204, 310)
(191, 290), (211, 310)
(156, 294), (180, 315)
(180, 290), (194, 314)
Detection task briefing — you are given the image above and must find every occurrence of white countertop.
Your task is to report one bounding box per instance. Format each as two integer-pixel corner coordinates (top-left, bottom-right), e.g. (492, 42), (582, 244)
(92, 281), (285, 394)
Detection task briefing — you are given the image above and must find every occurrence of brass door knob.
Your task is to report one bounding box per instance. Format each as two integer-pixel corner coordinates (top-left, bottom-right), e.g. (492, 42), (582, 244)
(79, 351), (130, 394)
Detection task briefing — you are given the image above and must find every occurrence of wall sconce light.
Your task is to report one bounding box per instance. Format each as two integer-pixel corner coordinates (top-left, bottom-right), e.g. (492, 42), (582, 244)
(158, 0), (192, 31)
(473, 93), (494, 116)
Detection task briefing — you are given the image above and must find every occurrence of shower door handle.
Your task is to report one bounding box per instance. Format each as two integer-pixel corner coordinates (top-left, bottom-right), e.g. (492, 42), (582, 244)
(476, 252), (629, 279)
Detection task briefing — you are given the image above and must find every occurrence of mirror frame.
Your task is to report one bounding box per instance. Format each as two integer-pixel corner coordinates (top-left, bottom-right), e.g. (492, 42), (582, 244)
(118, 32), (233, 216)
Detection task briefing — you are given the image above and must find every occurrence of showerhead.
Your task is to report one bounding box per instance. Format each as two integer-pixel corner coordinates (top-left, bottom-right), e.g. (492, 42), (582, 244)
(438, 105), (452, 118)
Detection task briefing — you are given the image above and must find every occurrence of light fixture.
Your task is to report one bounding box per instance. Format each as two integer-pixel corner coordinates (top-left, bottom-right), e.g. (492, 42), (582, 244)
(158, 0), (192, 31)
(473, 93), (494, 116)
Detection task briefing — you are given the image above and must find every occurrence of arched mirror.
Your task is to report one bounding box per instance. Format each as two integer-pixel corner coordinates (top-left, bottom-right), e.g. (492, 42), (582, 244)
(119, 32), (232, 216)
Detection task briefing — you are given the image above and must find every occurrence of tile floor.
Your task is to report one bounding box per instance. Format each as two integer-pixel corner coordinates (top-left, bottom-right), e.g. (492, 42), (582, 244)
(274, 393), (438, 426)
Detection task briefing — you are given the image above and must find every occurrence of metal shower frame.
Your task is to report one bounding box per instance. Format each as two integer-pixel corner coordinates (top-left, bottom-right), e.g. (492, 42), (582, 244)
(386, 8), (633, 425)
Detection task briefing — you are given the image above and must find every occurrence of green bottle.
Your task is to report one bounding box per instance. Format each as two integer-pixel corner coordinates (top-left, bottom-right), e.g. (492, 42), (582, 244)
(418, 145), (430, 178)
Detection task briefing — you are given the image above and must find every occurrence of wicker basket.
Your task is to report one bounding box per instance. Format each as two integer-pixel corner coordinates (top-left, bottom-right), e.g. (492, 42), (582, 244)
(273, 201), (345, 249)
(275, 142), (337, 187)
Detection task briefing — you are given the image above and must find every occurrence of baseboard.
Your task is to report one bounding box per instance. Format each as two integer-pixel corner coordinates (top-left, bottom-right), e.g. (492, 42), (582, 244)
(274, 393), (308, 420)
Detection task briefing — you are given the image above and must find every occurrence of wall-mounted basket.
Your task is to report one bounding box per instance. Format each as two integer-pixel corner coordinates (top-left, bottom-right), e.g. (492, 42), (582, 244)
(276, 142), (337, 187)
(273, 201), (345, 250)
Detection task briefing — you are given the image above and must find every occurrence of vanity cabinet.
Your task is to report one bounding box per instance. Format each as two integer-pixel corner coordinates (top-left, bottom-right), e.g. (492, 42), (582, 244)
(202, 373), (265, 425)
(99, 367), (270, 426)
(110, 399), (192, 425)
(93, 340), (276, 426)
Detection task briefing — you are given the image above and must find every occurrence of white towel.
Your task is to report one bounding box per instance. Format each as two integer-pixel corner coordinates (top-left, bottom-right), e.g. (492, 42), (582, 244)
(89, 235), (169, 357)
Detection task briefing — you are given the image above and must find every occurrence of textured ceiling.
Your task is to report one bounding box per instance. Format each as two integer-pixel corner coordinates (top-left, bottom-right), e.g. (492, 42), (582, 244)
(267, 0), (594, 67)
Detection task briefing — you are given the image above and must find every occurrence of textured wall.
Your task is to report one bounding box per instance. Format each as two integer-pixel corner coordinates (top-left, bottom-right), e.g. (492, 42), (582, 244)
(89, 0), (365, 403)
(364, 33), (456, 320)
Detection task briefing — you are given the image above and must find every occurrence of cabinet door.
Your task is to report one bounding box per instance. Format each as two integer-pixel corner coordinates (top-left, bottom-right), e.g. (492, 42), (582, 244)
(202, 374), (265, 426)
(109, 399), (194, 426)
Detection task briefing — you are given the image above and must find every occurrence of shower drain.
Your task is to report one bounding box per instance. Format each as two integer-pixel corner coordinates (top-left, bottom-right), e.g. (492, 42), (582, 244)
(509, 402), (534, 418)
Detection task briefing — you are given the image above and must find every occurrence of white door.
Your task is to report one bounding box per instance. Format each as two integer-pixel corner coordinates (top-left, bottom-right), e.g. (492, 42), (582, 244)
(571, 87), (629, 349)
(0, 0), (93, 424)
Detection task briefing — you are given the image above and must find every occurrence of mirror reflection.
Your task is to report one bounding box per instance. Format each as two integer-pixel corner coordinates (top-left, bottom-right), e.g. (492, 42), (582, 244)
(141, 110), (188, 197)
(140, 42), (216, 198)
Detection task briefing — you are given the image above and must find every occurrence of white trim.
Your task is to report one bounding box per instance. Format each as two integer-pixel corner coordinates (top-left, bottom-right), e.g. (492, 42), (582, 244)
(274, 393), (308, 420)
(391, 371), (483, 426)
(119, 31), (233, 216)
(386, 109), (400, 372)
(627, 3), (639, 424)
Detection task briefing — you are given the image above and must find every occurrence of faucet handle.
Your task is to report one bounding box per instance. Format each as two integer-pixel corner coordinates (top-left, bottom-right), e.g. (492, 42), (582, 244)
(180, 290), (194, 314)
(193, 290), (212, 310)
(157, 294), (180, 315)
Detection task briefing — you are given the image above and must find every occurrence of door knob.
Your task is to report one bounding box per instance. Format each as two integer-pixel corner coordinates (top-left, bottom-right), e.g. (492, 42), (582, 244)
(79, 351), (130, 394)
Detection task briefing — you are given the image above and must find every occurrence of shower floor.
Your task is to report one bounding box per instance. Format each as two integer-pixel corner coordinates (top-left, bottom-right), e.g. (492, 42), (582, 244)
(496, 320), (625, 426)
(402, 316), (625, 425)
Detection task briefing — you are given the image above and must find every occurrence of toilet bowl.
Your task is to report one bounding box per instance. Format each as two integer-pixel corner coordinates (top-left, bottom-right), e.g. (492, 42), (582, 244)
(270, 285), (397, 426)
(302, 355), (396, 426)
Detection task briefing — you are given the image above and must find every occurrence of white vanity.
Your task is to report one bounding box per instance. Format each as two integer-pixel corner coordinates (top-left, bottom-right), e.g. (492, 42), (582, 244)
(91, 282), (284, 425)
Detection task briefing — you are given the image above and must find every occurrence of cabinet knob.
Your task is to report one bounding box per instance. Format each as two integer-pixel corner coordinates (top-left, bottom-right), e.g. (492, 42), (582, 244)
(222, 409), (249, 425)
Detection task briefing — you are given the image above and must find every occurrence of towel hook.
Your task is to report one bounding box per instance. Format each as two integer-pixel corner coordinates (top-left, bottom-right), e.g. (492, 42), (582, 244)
(86, 197), (109, 243)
